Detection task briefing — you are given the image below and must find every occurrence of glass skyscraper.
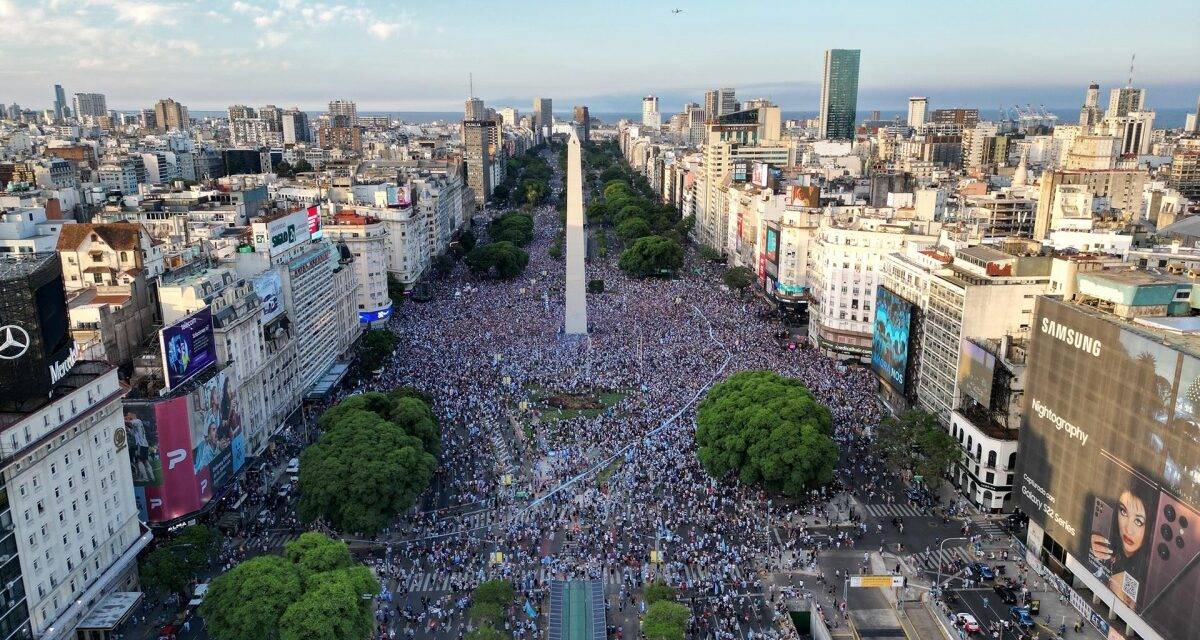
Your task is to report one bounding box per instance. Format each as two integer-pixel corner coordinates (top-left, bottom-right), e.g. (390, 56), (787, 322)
(818, 49), (860, 140)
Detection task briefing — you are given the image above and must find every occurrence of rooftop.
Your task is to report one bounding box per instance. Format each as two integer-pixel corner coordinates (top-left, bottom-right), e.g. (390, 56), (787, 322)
(1064, 297), (1200, 358)
(0, 251), (57, 281)
(0, 360), (115, 428)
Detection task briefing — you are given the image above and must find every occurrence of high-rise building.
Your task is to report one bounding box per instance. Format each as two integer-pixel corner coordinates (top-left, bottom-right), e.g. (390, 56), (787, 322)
(52, 83), (66, 120)
(464, 97), (486, 121)
(704, 88), (738, 120)
(818, 49), (861, 140)
(281, 108), (310, 144)
(498, 107), (519, 128)
(228, 104), (255, 120)
(930, 108), (980, 127)
(1186, 95), (1200, 133)
(0, 253), (151, 640)
(1105, 86), (1145, 118)
(642, 95), (660, 128)
(533, 98), (552, 140)
(907, 97), (928, 128)
(72, 92), (107, 120)
(1079, 82), (1102, 127)
(328, 99), (357, 126)
(463, 119), (495, 207)
(573, 106), (590, 141)
(152, 98), (189, 131)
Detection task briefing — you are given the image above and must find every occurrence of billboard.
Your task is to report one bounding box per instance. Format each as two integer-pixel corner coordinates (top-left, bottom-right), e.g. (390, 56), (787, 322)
(125, 368), (244, 524)
(159, 307), (217, 390)
(956, 338), (997, 409)
(0, 257), (78, 403)
(752, 162), (770, 188)
(765, 227), (779, 265)
(251, 271), (284, 323)
(252, 210), (310, 255)
(871, 286), (913, 394)
(1017, 297), (1200, 640)
(786, 185), (819, 208)
(305, 205), (323, 239)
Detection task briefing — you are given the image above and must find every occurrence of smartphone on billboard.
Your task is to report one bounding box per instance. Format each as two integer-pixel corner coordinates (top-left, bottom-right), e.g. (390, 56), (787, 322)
(1142, 492), (1200, 615)
(1090, 498), (1115, 581)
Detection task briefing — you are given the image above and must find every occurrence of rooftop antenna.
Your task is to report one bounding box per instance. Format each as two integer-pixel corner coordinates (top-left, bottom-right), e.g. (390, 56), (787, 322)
(1127, 53), (1135, 87)
(469, 73), (475, 99)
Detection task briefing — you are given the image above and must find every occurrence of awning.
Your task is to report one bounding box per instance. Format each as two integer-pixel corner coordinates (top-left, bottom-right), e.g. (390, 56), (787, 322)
(305, 361), (350, 401)
(76, 591), (143, 631)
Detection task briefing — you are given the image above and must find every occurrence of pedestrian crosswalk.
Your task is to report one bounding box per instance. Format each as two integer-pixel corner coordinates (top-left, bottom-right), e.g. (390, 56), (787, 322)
(977, 519), (1009, 539)
(907, 545), (974, 572)
(394, 563), (748, 593)
(863, 503), (932, 518)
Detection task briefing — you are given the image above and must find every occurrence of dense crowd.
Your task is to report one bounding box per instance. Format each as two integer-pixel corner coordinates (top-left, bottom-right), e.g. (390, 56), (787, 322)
(337, 151), (886, 639)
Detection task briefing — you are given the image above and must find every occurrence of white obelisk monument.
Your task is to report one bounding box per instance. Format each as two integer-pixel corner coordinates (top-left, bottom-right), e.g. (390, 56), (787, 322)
(564, 131), (588, 335)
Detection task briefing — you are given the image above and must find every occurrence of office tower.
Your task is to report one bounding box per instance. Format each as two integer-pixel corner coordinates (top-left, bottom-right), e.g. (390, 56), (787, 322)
(573, 105), (590, 141)
(328, 99), (357, 126)
(52, 83), (66, 120)
(464, 97), (486, 121)
(818, 49), (861, 140)
(1105, 86), (1145, 118)
(930, 108), (980, 127)
(281, 108), (310, 143)
(533, 97), (552, 139)
(1186, 95), (1200, 133)
(497, 107), (519, 128)
(259, 104), (283, 132)
(907, 97), (928, 127)
(153, 98), (189, 130)
(462, 119), (494, 207)
(642, 95), (660, 128)
(704, 88), (738, 120)
(72, 92), (108, 119)
(1078, 82), (1102, 127)
(228, 104), (256, 120)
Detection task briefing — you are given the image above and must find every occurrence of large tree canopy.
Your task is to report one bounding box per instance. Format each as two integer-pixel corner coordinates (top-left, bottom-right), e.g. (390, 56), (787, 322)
(618, 235), (683, 278)
(300, 407), (437, 534)
(872, 409), (960, 489)
(465, 241), (530, 279)
(201, 534), (377, 640)
(695, 370), (838, 496)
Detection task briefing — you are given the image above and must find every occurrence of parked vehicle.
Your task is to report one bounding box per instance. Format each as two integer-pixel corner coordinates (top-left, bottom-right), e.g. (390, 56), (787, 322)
(955, 612), (981, 633)
(1009, 606), (1035, 628)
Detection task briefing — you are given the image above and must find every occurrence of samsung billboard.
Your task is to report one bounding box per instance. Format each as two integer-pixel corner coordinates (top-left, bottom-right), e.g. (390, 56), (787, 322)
(1017, 297), (1200, 640)
(871, 286), (914, 394)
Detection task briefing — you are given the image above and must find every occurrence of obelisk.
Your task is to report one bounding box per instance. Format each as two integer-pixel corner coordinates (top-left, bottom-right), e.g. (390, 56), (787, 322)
(564, 131), (588, 335)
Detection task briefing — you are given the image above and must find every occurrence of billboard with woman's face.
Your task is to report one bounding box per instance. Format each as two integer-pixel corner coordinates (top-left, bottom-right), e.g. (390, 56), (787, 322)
(1017, 297), (1200, 640)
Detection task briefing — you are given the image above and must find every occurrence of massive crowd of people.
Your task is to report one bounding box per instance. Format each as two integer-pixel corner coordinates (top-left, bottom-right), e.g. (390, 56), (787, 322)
(340, 152), (885, 639)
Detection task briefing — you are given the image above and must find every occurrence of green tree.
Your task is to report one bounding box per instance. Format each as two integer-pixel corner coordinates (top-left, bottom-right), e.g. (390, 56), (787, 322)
(674, 214), (696, 238)
(139, 524), (218, 598)
(697, 245), (722, 261)
(292, 158), (313, 173)
(458, 229), (478, 254)
(317, 391), (439, 455)
(387, 273), (406, 306)
(200, 555), (304, 640)
(723, 266), (755, 294)
(491, 183), (509, 202)
(616, 217), (652, 242)
(642, 600), (690, 640)
(618, 235), (683, 278)
(695, 371), (838, 496)
(273, 160), (293, 177)
(359, 329), (397, 373)
(873, 409), (961, 489)
(644, 581), (677, 605)
(465, 242), (530, 279)
(298, 412), (437, 533)
(587, 279), (604, 294)
(283, 532), (354, 582)
(489, 213), (534, 246)
(469, 580), (514, 625)
(278, 566), (377, 640)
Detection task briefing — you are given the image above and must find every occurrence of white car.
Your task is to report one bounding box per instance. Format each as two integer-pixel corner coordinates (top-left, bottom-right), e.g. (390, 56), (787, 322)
(955, 612), (981, 634)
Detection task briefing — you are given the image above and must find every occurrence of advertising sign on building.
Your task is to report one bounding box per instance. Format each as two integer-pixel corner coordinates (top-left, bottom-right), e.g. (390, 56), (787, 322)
(305, 205), (323, 239)
(251, 270), (285, 323)
(870, 286), (914, 394)
(765, 226), (780, 264)
(251, 210), (310, 255)
(159, 307), (217, 390)
(125, 368), (245, 525)
(752, 162), (770, 188)
(1016, 297), (1200, 640)
(957, 338), (997, 409)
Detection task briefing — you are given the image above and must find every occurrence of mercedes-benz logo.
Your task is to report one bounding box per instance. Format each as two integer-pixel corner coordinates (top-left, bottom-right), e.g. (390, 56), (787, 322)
(0, 325), (31, 360)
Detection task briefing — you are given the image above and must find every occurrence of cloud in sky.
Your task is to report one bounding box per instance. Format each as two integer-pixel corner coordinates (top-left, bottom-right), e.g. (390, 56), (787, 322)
(0, 0), (1196, 111)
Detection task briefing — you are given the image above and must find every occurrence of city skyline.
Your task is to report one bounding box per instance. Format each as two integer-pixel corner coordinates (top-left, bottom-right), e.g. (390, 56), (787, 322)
(1, 0), (1198, 111)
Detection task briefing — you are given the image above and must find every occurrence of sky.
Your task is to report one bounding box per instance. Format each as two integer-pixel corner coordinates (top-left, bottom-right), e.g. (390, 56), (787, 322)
(1, 0), (1198, 113)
